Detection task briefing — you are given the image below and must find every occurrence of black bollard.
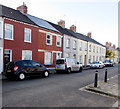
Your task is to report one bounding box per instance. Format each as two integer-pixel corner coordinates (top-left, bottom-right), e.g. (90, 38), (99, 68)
(104, 69), (108, 83)
(94, 70), (98, 87)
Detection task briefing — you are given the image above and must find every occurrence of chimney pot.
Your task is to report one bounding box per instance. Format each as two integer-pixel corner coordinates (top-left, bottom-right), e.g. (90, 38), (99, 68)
(58, 20), (65, 28)
(87, 32), (92, 38)
(17, 2), (28, 14)
(70, 25), (76, 32)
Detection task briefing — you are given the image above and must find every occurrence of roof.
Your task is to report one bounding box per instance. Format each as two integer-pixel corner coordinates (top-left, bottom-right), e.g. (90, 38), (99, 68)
(48, 22), (73, 36)
(48, 21), (105, 47)
(25, 14), (60, 33)
(0, 5), (36, 26)
(0, 5), (60, 33)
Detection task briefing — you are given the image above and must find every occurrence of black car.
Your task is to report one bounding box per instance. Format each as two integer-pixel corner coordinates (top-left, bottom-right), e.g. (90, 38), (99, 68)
(4, 60), (49, 80)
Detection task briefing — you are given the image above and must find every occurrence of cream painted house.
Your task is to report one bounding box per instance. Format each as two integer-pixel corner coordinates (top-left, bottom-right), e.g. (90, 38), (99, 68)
(49, 20), (106, 66)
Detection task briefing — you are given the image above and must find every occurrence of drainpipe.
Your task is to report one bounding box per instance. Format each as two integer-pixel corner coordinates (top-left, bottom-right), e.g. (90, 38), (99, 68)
(3, 17), (5, 73)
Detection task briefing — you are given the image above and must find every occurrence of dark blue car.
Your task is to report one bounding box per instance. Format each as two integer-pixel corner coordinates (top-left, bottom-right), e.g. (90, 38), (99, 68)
(4, 60), (49, 80)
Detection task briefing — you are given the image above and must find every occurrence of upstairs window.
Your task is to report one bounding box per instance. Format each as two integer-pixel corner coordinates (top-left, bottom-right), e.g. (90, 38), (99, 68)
(5, 24), (14, 40)
(93, 46), (95, 53)
(24, 28), (31, 43)
(56, 36), (62, 47)
(46, 34), (52, 45)
(73, 40), (76, 50)
(66, 38), (70, 49)
(80, 42), (82, 51)
(89, 44), (91, 52)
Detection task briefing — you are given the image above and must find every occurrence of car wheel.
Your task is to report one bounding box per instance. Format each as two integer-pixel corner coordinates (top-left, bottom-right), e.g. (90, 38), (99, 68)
(18, 73), (25, 80)
(43, 71), (49, 77)
(67, 68), (71, 73)
(79, 67), (83, 72)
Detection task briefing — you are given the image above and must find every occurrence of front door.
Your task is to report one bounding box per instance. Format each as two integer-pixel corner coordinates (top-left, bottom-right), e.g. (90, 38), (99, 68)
(4, 49), (12, 71)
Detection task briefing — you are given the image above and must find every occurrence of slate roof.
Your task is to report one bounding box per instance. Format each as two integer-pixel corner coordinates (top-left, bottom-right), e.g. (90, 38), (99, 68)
(0, 5), (36, 26)
(48, 21), (105, 47)
(0, 5), (60, 33)
(48, 22), (73, 36)
(25, 14), (60, 33)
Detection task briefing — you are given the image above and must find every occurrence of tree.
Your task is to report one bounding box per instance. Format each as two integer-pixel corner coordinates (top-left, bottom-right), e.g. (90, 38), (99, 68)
(106, 49), (115, 59)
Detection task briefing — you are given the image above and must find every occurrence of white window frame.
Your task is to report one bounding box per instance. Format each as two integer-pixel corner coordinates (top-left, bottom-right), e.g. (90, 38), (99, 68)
(89, 44), (92, 52)
(5, 24), (14, 40)
(66, 38), (70, 49)
(44, 52), (52, 65)
(0, 21), (3, 39)
(22, 50), (32, 60)
(46, 34), (52, 45)
(56, 36), (62, 47)
(24, 28), (32, 43)
(80, 42), (82, 51)
(73, 40), (76, 50)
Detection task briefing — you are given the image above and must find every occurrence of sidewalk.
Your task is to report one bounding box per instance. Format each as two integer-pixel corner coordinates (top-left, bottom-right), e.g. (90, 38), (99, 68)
(82, 75), (119, 107)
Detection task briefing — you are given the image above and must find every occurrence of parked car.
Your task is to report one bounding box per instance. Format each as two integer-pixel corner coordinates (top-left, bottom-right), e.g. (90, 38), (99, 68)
(90, 61), (104, 69)
(4, 60), (49, 80)
(103, 60), (114, 67)
(56, 58), (83, 73)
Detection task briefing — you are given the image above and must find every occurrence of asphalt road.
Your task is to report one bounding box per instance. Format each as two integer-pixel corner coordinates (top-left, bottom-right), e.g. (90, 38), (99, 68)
(2, 64), (119, 107)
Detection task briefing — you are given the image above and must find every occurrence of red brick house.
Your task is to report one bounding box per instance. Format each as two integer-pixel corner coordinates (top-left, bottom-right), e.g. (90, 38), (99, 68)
(0, 4), (62, 71)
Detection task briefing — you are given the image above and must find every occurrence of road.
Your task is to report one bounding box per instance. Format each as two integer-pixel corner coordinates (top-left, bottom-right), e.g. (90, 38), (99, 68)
(2, 64), (119, 107)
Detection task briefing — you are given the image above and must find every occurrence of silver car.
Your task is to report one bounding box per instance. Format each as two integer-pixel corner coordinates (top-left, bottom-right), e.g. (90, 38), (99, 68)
(90, 61), (104, 69)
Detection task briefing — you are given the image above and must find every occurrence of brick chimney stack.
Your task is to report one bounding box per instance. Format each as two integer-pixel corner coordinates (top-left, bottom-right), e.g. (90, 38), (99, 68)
(70, 25), (76, 32)
(58, 20), (65, 28)
(17, 2), (28, 14)
(87, 32), (92, 38)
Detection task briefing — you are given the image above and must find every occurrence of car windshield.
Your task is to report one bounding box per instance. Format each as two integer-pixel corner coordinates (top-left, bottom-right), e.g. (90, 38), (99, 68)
(6, 62), (15, 70)
(56, 60), (65, 64)
(92, 62), (99, 64)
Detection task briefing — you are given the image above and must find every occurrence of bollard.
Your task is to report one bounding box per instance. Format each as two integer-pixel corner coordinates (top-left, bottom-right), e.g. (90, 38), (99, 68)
(94, 70), (98, 87)
(104, 69), (108, 83)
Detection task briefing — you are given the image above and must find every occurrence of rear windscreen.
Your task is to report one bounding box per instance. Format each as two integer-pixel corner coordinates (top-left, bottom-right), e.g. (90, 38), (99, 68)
(56, 60), (65, 64)
(6, 62), (14, 70)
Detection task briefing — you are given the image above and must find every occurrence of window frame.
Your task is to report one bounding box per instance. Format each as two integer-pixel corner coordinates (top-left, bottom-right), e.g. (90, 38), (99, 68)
(46, 34), (52, 45)
(24, 28), (32, 43)
(44, 52), (52, 65)
(22, 50), (32, 60)
(66, 38), (70, 49)
(56, 36), (62, 47)
(5, 24), (14, 40)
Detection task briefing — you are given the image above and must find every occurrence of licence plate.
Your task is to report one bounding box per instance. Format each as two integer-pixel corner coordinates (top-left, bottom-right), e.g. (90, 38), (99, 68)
(7, 70), (11, 72)
(56, 67), (60, 69)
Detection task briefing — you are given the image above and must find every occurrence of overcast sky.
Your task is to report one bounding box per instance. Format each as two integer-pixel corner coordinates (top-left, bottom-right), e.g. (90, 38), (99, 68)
(0, 0), (118, 47)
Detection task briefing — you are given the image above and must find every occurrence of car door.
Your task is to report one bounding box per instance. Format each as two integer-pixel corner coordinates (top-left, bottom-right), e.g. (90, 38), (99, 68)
(30, 61), (45, 76)
(21, 60), (34, 76)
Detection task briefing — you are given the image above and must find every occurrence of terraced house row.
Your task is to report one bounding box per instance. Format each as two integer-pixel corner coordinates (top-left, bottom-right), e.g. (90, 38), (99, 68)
(0, 4), (106, 73)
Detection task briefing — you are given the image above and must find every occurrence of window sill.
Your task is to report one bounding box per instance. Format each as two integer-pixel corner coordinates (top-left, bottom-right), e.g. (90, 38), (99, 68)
(24, 41), (32, 43)
(5, 38), (14, 40)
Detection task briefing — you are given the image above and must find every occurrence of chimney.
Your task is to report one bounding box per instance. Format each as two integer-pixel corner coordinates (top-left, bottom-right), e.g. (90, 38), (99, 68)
(70, 25), (76, 32)
(17, 2), (28, 14)
(106, 42), (109, 46)
(58, 20), (65, 28)
(87, 32), (92, 38)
